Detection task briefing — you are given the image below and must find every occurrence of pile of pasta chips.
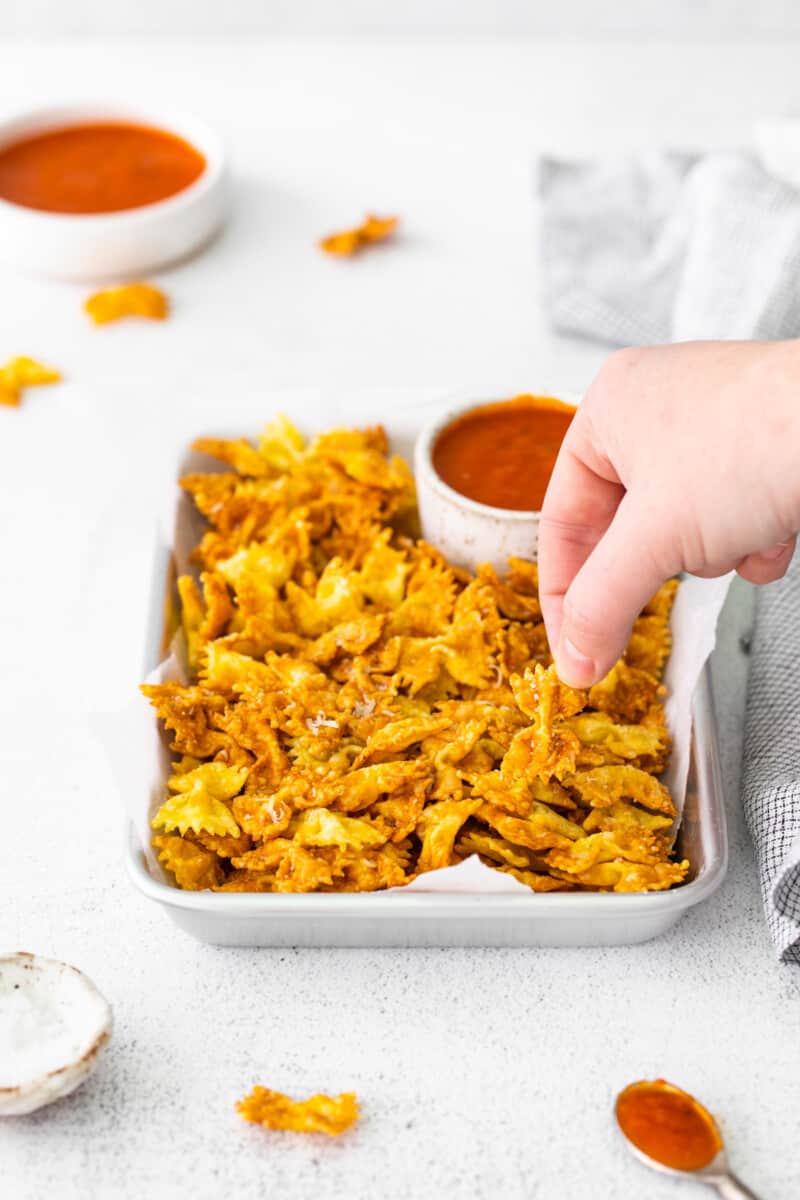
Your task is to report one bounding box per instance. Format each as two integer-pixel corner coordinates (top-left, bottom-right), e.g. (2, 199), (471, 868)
(144, 418), (689, 895)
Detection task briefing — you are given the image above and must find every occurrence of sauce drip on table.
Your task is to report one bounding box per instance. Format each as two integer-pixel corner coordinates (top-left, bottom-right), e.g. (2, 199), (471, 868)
(0, 122), (206, 214)
(615, 1079), (723, 1172)
(431, 394), (575, 512)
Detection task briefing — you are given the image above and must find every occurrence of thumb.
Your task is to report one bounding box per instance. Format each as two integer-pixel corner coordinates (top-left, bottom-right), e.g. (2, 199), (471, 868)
(554, 499), (672, 688)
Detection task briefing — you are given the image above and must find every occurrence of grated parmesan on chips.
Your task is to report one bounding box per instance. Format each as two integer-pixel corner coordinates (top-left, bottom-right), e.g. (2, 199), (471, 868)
(143, 417), (688, 895)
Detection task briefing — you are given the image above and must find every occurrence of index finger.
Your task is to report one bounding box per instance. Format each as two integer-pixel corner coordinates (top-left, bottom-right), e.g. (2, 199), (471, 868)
(537, 422), (624, 654)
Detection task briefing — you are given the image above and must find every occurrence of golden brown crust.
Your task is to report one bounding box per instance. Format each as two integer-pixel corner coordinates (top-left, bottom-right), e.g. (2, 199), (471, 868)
(145, 418), (687, 895)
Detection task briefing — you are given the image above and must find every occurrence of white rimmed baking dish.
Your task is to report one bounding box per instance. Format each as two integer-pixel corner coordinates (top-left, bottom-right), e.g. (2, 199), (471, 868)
(127, 672), (726, 947)
(125, 409), (728, 947)
(0, 103), (227, 280)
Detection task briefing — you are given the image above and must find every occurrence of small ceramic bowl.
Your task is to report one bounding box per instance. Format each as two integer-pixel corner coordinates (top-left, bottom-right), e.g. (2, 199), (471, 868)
(414, 394), (578, 572)
(0, 104), (228, 281)
(0, 952), (112, 1115)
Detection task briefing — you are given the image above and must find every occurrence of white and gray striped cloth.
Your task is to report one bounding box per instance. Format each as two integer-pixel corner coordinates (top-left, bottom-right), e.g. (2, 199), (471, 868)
(539, 148), (800, 345)
(742, 554), (800, 965)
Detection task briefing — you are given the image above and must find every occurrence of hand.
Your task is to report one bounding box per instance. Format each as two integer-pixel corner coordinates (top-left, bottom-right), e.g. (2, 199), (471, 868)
(538, 339), (800, 687)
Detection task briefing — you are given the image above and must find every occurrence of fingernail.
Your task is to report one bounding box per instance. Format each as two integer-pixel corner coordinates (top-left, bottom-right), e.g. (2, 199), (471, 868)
(760, 541), (792, 561)
(558, 637), (597, 687)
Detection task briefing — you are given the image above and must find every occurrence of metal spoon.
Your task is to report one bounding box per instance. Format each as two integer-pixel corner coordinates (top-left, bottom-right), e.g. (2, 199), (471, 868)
(620, 1136), (762, 1198)
(615, 1084), (762, 1199)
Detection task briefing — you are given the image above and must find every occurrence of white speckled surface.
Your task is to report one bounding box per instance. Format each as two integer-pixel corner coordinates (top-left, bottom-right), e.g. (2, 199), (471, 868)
(2, 36), (800, 1200)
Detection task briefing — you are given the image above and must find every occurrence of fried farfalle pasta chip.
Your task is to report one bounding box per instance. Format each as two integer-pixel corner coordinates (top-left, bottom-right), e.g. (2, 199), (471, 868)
(547, 830), (665, 874)
(475, 562), (541, 622)
(237, 1086), (359, 1135)
(177, 576), (205, 670)
(215, 869), (276, 892)
(359, 214), (399, 245)
(271, 845), (342, 892)
(192, 828), (253, 857)
(567, 765), (675, 816)
(582, 801), (673, 837)
(506, 557), (539, 595)
(153, 834), (225, 890)
(479, 802), (583, 853)
(145, 418), (688, 897)
(643, 578), (680, 621)
(319, 213), (399, 257)
(141, 682), (230, 757)
(568, 712), (669, 773)
(151, 762), (247, 837)
(417, 797), (482, 873)
(371, 784), (427, 843)
(257, 414), (306, 470)
(84, 281), (168, 324)
(291, 808), (386, 851)
(360, 531), (410, 608)
(192, 436), (274, 478)
(232, 791), (293, 841)
(457, 828), (535, 871)
(334, 845), (410, 892)
(588, 660), (664, 724)
(312, 761), (430, 813)
(0, 356), (61, 407)
(354, 714), (452, 767)
(549, 859), (689, 893)
(625, 614), (673, 678)
(501, 664), (584, 783)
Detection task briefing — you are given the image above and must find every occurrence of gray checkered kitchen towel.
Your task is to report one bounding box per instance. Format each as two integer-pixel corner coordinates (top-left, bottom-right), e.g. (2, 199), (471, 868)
(742, 554), (800, 965)
(540, 143), (800, 961)
(539, 149), (800, 345)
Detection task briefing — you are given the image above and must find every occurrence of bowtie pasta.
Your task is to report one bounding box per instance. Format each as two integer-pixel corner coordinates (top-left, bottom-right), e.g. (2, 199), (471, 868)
(237, 1086), (359, 1136)
(144, 417), (687, 895)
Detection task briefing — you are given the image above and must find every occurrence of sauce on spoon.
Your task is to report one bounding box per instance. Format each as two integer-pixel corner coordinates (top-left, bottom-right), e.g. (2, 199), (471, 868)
(616, 1078), (723, 1171)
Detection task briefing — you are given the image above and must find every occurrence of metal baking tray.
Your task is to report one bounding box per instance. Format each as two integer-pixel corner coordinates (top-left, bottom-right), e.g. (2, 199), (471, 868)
(126, 413), (728, 947)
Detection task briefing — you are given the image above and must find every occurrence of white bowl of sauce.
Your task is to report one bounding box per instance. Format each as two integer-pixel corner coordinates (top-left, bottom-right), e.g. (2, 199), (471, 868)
(0, 104), (228, 280)
(414, 394), (577, 572)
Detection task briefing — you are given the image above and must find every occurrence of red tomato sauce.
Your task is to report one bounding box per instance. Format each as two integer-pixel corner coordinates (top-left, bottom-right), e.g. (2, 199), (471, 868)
(616, 1080), (723, 1172)
(0, 122), (206, 214)
(431, 394), (575, 512)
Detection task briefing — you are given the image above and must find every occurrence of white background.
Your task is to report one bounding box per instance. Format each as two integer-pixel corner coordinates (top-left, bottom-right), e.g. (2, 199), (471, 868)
(5, 0), (800, 37)
(1, 31), (799, 1200)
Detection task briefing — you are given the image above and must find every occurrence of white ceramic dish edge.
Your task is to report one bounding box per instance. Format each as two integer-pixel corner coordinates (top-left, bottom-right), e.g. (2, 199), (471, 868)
(0, 103), (228, 280)
(414, 394), (580, 571)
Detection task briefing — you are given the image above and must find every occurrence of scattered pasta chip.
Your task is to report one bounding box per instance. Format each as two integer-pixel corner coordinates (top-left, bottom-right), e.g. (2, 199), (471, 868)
(84, 281), (169, 325)
(143, 416), (687, 895)
(237, 1086), (359, 1135)
(0, 356), (61, 407)
(319, 214), (399, 257)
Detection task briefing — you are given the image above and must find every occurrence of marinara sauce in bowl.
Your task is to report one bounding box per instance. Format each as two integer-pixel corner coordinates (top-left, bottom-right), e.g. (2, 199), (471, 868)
(414, 394), (577, 571)
(0, 105), (227, 280)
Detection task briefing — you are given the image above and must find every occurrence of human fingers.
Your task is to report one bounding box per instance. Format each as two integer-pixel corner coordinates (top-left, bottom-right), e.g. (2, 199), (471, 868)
(538, 440), (624, 656)
(736, 538), (796, 585)
(553, 496), (675, 687)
